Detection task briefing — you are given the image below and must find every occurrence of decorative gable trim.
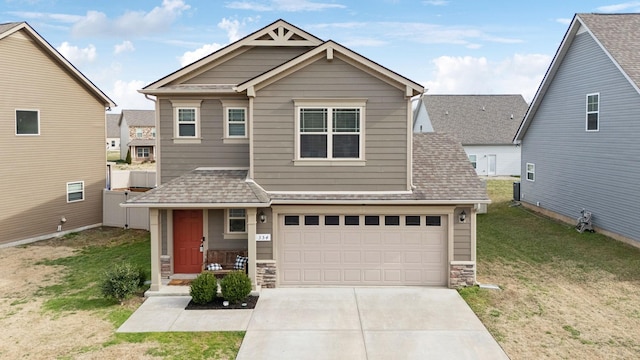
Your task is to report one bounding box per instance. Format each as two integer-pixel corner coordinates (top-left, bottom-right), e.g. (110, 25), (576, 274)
(141, 19), (322, 91)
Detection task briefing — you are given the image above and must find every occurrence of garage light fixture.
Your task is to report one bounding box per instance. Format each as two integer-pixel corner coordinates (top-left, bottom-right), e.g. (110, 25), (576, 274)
(459, 210), (466, 223)
(259, 210), (267, 223)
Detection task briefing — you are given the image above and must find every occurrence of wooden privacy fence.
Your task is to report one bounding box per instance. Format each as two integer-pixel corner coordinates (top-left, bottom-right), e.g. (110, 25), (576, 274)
(103, 190), (149, 230)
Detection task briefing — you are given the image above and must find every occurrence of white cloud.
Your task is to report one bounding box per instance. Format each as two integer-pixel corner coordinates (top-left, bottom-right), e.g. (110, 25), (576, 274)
(422, 0), (448, 5)
(110, 80), (154, 110)
(597, 1), (640, 12)
(556, 18), (572, 25)
(6, 11), (82, 23)
(423, 54), (552, 102)
(56, 42), (97, 65)
(226, 0), (346, 12)
(114, 40), (135, 54)
(72, 0), (190, 37)
(178, 43), (223, 66)
(218, 18), (243, 42)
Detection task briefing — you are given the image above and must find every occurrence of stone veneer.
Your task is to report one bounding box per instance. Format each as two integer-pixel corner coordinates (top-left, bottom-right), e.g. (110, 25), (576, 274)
(160, 255), (171, 278)
(256, 260), (276, 288)
(449, 262), (475, 288)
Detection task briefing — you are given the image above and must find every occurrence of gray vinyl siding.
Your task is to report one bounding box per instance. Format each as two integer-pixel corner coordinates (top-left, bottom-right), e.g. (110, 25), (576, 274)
(520, 31), (640, 243)
(184, 46), (311, 85)
(206, 208), (273, 260)
(453, 207), (471, 261)
(252, 57), (408, 191)
(0, 29), (106, 244)
(158, 98), (249, 183)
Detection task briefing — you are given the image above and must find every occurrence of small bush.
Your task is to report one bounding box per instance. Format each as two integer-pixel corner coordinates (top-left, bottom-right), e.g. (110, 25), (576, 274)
(220, 271), (252, 304)
(125, 148), (132, 164)
(101, 262), (140, 304)
(190, 272), (218, 304)
(136, 266), (148, 287)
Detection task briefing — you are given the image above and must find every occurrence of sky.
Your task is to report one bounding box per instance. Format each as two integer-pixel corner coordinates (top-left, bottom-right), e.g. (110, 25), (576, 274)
(2, 0), (639, 112)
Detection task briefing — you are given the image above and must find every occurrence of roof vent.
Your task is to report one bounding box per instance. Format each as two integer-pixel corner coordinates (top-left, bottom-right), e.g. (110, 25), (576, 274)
(445, 110), (448, 115)
(510, 114), (514, 119)
(482, 106), (485, 111)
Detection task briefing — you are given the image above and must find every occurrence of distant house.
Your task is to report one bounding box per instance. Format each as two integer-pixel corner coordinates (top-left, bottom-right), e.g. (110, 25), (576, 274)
(515, 13), (640, 246)
(414, 94), (528, 176)
(106, 113), (120, 152)
(125, 19), (489, 293)
(118, 110), (156, 162)
(0, 22), (115, 245)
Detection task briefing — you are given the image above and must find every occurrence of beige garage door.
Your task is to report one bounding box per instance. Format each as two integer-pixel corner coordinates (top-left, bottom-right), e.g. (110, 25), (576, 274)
(279, 214), (447, 286)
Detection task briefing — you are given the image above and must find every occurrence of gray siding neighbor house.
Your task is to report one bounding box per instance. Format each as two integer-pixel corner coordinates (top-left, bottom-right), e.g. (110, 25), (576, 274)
(415, 95), (527, 176)
(515, 13), (640, 247)
(125, 20), (489, 293)
(118, 110), (156, 162)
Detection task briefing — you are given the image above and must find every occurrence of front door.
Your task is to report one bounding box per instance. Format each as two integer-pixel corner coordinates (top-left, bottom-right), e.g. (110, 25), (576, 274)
(173, 210), (203, 273)
(487, 155), (497, 176)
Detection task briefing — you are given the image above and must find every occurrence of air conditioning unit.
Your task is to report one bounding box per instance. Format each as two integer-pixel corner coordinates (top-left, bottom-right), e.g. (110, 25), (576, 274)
(513, 182), (521, 201)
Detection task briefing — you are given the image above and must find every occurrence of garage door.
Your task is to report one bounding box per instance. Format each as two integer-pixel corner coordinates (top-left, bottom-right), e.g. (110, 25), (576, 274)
(279, 214), (447, 286)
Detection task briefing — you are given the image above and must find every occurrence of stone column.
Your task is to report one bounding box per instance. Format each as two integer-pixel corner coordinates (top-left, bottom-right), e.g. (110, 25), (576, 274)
(149, 208), (161, 292)
(246, 207), (257, 289)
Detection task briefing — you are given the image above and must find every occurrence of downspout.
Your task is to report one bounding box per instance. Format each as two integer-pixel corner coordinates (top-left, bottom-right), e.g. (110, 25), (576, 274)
(144, 94), (159, 187)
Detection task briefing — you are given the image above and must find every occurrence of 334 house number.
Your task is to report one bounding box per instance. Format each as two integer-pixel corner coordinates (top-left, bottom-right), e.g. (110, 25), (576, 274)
(256, 234), (271, 241)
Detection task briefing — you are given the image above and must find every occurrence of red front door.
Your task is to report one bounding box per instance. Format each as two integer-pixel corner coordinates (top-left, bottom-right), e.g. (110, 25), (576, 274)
(173, 210), (203, 273)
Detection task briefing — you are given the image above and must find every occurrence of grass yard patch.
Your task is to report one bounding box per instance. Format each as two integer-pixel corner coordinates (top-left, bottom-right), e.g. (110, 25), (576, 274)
(470, 180), (640, 359)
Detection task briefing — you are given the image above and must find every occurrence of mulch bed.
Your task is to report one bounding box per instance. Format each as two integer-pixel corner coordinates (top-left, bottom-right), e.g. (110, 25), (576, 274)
(185, 295), (259, 310)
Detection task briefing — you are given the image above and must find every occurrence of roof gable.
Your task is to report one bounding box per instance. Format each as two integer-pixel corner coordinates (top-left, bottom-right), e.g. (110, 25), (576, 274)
(106, 114), (121, 137)
(515, 13), (640, 141)
(0, 22), (115, 107)
(235, 40), (424, 97)
(121, 110), (155, 127)
(422, 95), (527, 145)
(142, 19), (323, 91)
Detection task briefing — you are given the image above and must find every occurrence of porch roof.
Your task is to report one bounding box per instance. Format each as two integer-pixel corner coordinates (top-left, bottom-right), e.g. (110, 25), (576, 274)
(127, 139), (156, 146)
(124, 169), (270, 207)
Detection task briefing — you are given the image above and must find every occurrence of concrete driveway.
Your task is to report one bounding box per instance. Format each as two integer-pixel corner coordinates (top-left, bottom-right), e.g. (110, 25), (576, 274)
(237, 287), (509, 360)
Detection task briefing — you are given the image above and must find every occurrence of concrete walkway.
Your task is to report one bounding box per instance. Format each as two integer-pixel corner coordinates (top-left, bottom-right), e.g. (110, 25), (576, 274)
(118, 287), (509, 359)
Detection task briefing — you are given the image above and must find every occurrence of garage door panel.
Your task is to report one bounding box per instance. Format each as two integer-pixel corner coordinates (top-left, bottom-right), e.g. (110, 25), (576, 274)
(279, 214), (447, 286)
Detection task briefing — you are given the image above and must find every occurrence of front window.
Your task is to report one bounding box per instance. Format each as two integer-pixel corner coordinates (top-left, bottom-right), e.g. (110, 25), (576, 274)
(227, 108), (247, 137)
(137, 147), (150, 158)
(177, 109), (196, 137)
(468, 154), (477, 169)
(135, 128), (143, 138)
(299, 107), (361, 159)
(16, 110), (39, 135)
(171, 100), (202, 142)
(586, 93), (599, 131)
(228, 209), (246, 233)
(67, 181), (84, 202)
(526, 163), (535, 181)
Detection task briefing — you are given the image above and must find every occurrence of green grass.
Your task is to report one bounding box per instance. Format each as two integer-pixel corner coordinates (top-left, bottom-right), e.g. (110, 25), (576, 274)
(107, 151), (121, 161)
(30, 227), (244, 359)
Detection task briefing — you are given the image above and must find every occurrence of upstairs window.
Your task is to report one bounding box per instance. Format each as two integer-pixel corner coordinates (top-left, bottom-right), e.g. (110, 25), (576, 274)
(226, 108), (247, 137)
(468, 154), (477, 169)
(586, 93), (599, 131)
(151, 128), (156, 138)
(295, 100), (366, 162)
(16, 110), (39, 135)
(177, 109), (196, 137)
(526, 163), (535, 181)
(135, 128), (143, 138)
(171, 100), (202, 143)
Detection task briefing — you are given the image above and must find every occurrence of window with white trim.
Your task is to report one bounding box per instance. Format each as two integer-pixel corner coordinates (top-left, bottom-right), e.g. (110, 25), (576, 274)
(468, 154), (477, 169)
(171, 100), (202, 142)
(135, 128), (143, 138)
(296, 100), (365, 160)
(227, 209), (246, 233)
(526, 163), (535, 181)
(67, 181), (84, 202)
(586, 93), (599, 131)
(137, 147), (150, 158)
(16, 109), (39, 135)
(151, 128), (156, 138)
(111, 140), (116, 147)
(226, 108), (247, 137)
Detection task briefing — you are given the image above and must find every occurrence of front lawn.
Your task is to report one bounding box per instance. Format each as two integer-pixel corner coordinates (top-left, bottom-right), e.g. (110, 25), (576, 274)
(462, 180), (640, 359)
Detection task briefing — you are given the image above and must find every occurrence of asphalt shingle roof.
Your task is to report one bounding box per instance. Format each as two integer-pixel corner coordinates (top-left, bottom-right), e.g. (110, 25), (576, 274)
(423, 95), (528, 145)
(127, 170), (270, 205)
(106, 114), (120, 137)
(127, 133), (487, 206)
(578, 13), (640, 89)
(0, 22), (22, 34)
(121, 110), (155, 127)
(127, 139), (156, 146)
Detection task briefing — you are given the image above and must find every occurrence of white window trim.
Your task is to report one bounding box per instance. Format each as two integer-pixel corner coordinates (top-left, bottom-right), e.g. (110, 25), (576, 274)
(293, 99), (366, 166)
(66, 181), (84, 203)
(15, 109), (40, 136)
(468, 154), (477, 169)
(137, 147), (150, 158)
(586, 93), (600, 132)
(221, 100), (249, 144)
(171, 100), (202, 144)
(224, 208), (247, 239)
(526, 163), (535, 182)
(135, 128), (143, 138)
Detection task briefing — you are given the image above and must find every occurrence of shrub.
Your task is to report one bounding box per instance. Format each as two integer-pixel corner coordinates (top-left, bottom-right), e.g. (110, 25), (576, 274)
(220, 271), (252, 304)
(125, 148), (132, 164)
(190, 272), (218, 304)
(100, 262), (140, 304)
(136, 266), (148, 287)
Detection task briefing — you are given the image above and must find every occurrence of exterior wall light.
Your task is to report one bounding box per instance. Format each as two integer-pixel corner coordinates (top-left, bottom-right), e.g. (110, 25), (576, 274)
(459, 210), (466, 223)
(259, 210), (267, 223)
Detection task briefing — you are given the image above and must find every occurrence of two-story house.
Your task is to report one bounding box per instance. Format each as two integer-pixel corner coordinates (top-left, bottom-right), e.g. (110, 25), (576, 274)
(118, 109), (156, 162)
(515, 13), (640, 247)
(414, 95), (527, 176)
(125, 20), (489, 292)
(106, 113), (120, 153)
(0, 22), (114, 245)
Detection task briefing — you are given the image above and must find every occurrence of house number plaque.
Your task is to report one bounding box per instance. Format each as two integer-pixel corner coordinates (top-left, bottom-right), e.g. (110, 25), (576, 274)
(256, 234), (271, 241)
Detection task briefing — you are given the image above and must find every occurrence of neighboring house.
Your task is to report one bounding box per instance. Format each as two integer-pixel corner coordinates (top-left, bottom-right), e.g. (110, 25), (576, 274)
(106, 113), (120, 151)
(515, 13), (640, 247)
(0, 22), (115, 245)
(125, 20), (489, 292)
(414, 94), (527, 176)
(118, 110), (156, 162)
